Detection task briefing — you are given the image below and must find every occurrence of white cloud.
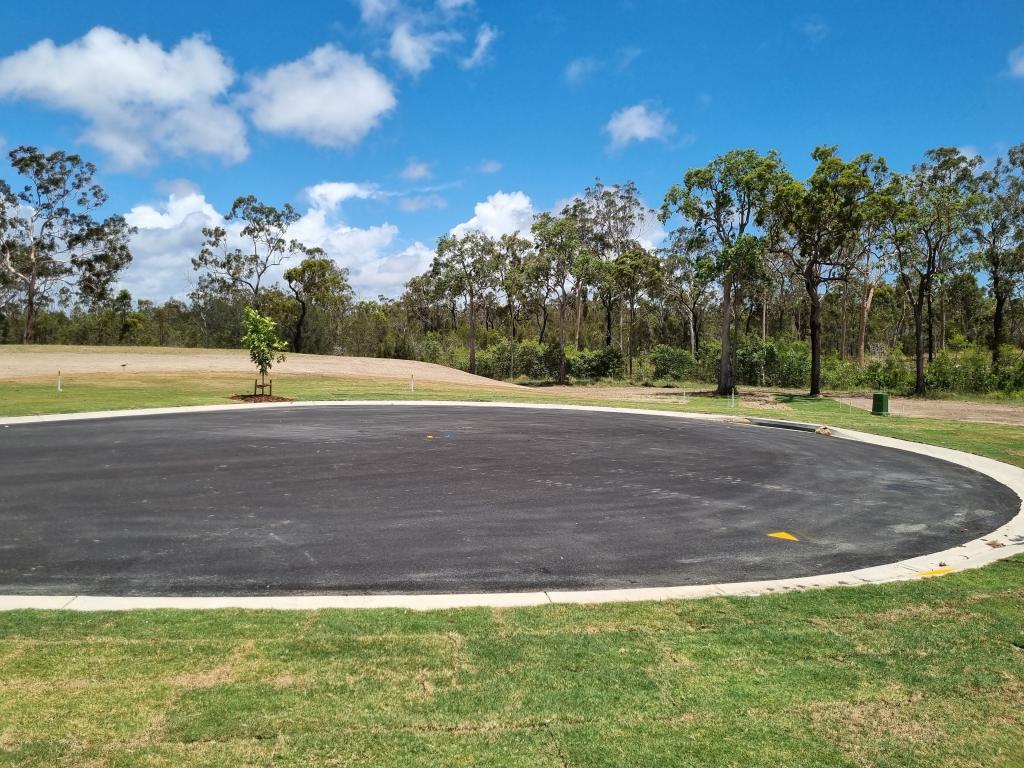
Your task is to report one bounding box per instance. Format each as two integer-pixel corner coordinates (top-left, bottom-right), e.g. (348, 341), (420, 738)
(292, 206), (432, 295)
(461, 24), (497, 69)
(1009, 45), (1024, 78)
(452, 190), (535, 238)
(478, 159), (502, 173)
(389, 23), (459, 75)
(398, 193), (446, 212)
(121, 179), (435, 300)
(564, 57), (600, 85)
(245, 45), (396, 147)
(438, 0), (473, 10)
(122, 188), (223, 298)
(0, 26), (246, 169)
(400, 158), (432, 180)
(357, 0), (398, 23)
(306, 181), (380, 210)
(604, 104), (675, 150)
(357, 241), (435, 294)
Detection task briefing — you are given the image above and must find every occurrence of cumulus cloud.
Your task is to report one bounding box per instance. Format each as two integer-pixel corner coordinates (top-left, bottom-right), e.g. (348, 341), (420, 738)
(306, 181), (380, 210)
(121, 178), (436, 300)
(389, 23), (459, 75)
(121, 187), (223, 298)
(452, 190), (535, 238)
(245, 45), (396, 147)
(400, 158), (432, 180)
(1009, 45), (1024, 78)
(461, 24), (497, 68)
(0, 26), (246, 169)
(604, 104), (675, 150)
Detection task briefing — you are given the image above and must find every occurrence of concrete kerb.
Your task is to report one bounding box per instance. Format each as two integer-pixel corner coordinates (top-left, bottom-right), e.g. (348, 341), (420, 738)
(1, 400), (1022, 611)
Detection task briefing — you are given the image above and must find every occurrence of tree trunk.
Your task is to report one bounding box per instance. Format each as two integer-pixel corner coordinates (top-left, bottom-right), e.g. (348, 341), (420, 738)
(685, 307), (696, 357)
(538, 305), (548, 343)
(993, 288), (1007, 363)
(468, 295), (477, 374)
(22, 287), (36, 344)
(603, 295), (613, 347)
(913, 284), (926, 396)
(926, 287), (934, 363)
(857, 281), (876, 366)
(839, 287), (848, 360)
(761, 294), (767, 340)
(557, 301), (567, 385)
(574, 286), (584, 348)
(717, 272), (735, 396)
(292, 298), (307, 353)
(627, 303), (635, 379)
(806, 273), (822, 397)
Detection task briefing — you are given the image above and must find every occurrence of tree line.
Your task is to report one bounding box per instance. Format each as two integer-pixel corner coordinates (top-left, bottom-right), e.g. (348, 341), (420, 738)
(2, 144), (1024, 397)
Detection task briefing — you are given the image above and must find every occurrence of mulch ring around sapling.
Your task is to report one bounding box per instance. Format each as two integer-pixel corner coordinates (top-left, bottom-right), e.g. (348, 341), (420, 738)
(230, 394), (294, 403)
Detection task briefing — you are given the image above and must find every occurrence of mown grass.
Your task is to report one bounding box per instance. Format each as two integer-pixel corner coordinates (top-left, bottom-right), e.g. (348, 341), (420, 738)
(1, 560), (1022, 767)
(1, 370), (1023, 766)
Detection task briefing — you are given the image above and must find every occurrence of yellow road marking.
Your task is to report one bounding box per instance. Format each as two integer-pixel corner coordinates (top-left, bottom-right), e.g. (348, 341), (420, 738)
(918, 567), (955, 577)
(768, 531), (799, 541)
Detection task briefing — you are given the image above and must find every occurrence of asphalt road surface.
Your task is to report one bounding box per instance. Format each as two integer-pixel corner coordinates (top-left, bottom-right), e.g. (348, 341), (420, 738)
(0, 405), (1017, 595)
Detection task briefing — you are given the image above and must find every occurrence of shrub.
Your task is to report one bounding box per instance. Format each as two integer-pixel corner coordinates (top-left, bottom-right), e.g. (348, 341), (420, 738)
(926, 345), (992, 393)
(820, 355), (864, 391)
(695, 340), (722, 383)
(566, 345), (625, 380)
(650, 345), (695, 380)
(992, 346), (1024, 393)
(862, 349), (914, 392)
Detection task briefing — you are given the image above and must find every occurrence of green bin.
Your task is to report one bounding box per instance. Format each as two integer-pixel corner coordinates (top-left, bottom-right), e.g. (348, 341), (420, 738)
(871, 392), (889, 417)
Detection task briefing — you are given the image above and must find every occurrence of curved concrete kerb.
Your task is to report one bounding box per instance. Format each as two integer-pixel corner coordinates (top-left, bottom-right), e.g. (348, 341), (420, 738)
(1, 400), (1022, 611)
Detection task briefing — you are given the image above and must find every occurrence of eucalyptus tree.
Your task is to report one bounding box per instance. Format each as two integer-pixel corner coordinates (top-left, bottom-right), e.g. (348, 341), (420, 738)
(0, 146), (133, 343)
(769, 147), (886, 396)
(660, 149), (784, 395)
(193, 195), (313, 308)
(283, 255), (352, 353)
(612, 245), (663, 378)
(572, 179), (649, 348)
(970, 145), (1024, 361)
(492, 232), (533, 341)
(431, 231), (495, 374)
(877, 148), (981, 394)
(531, 212), (590, 384)
(661, 241), (714, 356)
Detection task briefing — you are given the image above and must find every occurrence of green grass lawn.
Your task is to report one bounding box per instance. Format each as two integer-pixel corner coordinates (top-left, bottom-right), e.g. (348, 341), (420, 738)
(1, 373), (1023, 766)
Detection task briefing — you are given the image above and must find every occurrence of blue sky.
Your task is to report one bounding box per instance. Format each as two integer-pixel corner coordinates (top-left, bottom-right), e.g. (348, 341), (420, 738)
(1, 0), (1023, 299)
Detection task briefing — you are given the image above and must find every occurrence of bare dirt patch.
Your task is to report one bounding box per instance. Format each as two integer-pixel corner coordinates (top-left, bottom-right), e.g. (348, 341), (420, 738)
(837, 393), (1024, 426)
(539, 385), (792, 411)
(0, 345), (520, 388)
(230, 394), (294, 403)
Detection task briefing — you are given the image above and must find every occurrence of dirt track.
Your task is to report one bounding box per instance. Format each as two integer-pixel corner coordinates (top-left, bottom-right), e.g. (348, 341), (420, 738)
(0, 345), (519, 388)
(837, 393), (1024, 426)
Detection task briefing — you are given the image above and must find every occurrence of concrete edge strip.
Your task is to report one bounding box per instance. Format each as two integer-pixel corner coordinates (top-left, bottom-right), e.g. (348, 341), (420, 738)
(1, 400), (1022, 611)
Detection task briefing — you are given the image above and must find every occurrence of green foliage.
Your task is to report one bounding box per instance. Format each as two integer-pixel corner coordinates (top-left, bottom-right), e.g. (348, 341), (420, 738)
(473, 338), (550, 380)
(926, 346), (993, 393)
(565, 345), (625, 380)
(734, 337), (811, 388)
(240, 306), (287, 380)
(650, 344), (695, 380)
(862, 349), (915, 392)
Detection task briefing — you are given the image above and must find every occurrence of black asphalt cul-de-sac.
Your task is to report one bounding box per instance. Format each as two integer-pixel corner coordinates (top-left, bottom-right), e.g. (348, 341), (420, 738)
(0, 405), (1018, 596)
